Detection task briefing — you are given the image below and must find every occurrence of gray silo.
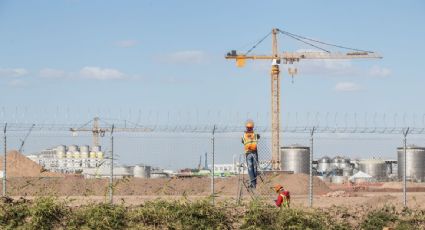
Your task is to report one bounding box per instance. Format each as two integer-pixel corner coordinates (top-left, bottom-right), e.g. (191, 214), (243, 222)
(133, 165), (151, 178)
(397, 145), (425, 182)
(317, 157), (331, 173)
(358, 159), (387, 180)
(280, 145), (310, 174)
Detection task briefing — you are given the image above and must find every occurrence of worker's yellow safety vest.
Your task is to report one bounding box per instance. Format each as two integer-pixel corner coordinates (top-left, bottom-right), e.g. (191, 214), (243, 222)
(242, 132), (258, 153)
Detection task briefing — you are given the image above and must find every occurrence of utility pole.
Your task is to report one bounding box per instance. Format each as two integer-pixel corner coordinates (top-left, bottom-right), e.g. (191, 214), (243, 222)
(403, 127), (409, 207)
(109, 124), (115, 204)
(2, 123), (7, 196)
(309, 127), (315, 208)
(211, 125), (216, 205)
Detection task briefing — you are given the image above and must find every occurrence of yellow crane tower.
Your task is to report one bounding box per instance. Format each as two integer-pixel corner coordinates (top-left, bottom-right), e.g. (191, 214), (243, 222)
(226, 28), (382, 170)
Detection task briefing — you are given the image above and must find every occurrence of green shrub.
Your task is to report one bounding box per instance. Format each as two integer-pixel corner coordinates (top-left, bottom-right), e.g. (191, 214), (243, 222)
(0, 197), (30, 229)
(67, 203), (127, 230)
(28, 196), (68, 230)
(241, 200), (349, 230)
(240, 199), (278, 229)
(129, 199), (233, 229)
(360, 206), (398, 230)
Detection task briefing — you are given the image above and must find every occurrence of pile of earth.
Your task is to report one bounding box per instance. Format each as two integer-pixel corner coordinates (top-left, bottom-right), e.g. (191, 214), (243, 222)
(0, 151), (64, 178)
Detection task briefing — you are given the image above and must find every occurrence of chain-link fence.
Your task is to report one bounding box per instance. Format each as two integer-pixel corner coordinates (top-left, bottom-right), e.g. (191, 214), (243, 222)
(1, 121), (425, 207)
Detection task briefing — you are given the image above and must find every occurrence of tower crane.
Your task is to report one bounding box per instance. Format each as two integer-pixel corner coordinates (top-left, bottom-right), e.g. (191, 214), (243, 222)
(70, 117), (152, 148)
(225, 28), (382, 170)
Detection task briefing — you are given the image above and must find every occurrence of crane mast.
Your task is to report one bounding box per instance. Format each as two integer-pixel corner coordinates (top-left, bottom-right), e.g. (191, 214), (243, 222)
(225, 28), (382, 170)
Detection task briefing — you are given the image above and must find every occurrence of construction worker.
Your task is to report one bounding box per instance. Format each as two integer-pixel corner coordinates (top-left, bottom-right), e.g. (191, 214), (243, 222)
(274, 184), (290, 208)
(242, 120), (260, 189)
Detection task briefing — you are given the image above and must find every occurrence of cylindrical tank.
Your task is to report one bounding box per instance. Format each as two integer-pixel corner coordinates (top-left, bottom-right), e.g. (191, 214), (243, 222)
(66, 151), (73, 158)
(96, 151), (104, 159)
(133, 165), (151, 178)
(317, 157), (331, 172)
(397, 145), (425, 182)
(56, 151), (65, 159)
(358, 159), (387, 180)
(89, 151), (96, 158)
(92, 145), (101, 152)
(340, 158), (351, 169)
(80, 145), (89, 154)
(68, 145), (78, 152)
(342, 167), (353, 177)
(280, 145), (309, 174)
(331, 176), (348, 184)
(56, 145), (66, 153)
(331, 156), (345, 169)
(73, 151), (80, 159)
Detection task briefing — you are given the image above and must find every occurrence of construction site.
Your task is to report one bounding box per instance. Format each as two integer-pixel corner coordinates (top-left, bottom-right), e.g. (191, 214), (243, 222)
(1, 1), (424, 229)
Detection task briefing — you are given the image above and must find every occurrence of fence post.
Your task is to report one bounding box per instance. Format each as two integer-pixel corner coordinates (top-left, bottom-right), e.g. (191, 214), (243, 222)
(211, 125), (216, 205)
(109, 124), (115, 204)
(403, 127), (409, 207)
(2, 123), (7, 197)
(309, 127), (315, 208)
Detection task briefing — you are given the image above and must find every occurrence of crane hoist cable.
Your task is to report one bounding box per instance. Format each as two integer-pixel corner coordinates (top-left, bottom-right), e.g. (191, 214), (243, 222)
(278, 29), (374, 53)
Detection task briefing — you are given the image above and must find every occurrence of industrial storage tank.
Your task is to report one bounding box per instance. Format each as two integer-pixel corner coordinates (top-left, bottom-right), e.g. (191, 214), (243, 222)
(96, 151), (104, 159)
(66, 151), (73, 158)
(56, 145), (66, 154)
(342, 167), (353, 177)
(280, 145), (309, 174)
(358, 159), (387, 180)
(68, 145), (78, 152)
(397, 145), (425, 182)
(92, 145), (101, 152)
(317, 157), (331, 173)
(331, 156), (347, 169)
(133, 165), (151, 178)
(80, 145), (89, 157)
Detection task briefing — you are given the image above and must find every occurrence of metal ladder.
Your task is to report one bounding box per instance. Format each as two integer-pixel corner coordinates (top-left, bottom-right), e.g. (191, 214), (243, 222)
(236, 153), (270, 204)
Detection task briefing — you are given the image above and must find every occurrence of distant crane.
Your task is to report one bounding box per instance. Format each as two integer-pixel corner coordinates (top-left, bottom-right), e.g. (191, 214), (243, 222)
(70, 117), (153, 148)
(225, 28), (382, 170)
(18, 124), (35, 153)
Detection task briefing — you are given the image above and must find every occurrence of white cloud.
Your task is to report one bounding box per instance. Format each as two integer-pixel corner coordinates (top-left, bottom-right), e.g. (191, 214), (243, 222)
(334, 82), (363, 92)
(79, 66), (125, 80)
(0, 68), (29, 77)
(39, 68), (67, 78)
(368, 65), (391, 77)
(8, 79), (27, 87)
(160, 50), (207, 64)
(115, 39), (139, 48)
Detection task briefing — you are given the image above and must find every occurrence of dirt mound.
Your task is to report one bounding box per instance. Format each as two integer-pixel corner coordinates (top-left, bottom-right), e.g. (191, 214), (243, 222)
(2, 173), (330, 197)
(0, 150), (64, 178)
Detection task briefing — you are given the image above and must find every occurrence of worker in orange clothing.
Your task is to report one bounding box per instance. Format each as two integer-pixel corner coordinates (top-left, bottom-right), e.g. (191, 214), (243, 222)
(242, 120), (260, 189)
(274, 184), (290, 208)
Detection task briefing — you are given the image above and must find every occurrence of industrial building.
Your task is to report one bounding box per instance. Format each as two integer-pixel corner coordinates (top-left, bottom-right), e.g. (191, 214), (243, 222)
(279, 144), (425, 183)
(28, 145), (158, 179)
(27, 145), (105, 173)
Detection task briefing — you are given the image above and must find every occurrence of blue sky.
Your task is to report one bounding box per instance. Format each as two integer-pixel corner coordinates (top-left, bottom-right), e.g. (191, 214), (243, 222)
(1, 1), (424, 168)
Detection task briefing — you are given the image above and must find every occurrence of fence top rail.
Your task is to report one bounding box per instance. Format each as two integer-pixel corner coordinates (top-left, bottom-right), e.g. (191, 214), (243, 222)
(2, 123), (424, 135)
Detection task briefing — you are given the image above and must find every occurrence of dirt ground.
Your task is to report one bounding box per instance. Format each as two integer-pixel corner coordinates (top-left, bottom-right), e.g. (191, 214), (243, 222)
(2, 150), (425, 210)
